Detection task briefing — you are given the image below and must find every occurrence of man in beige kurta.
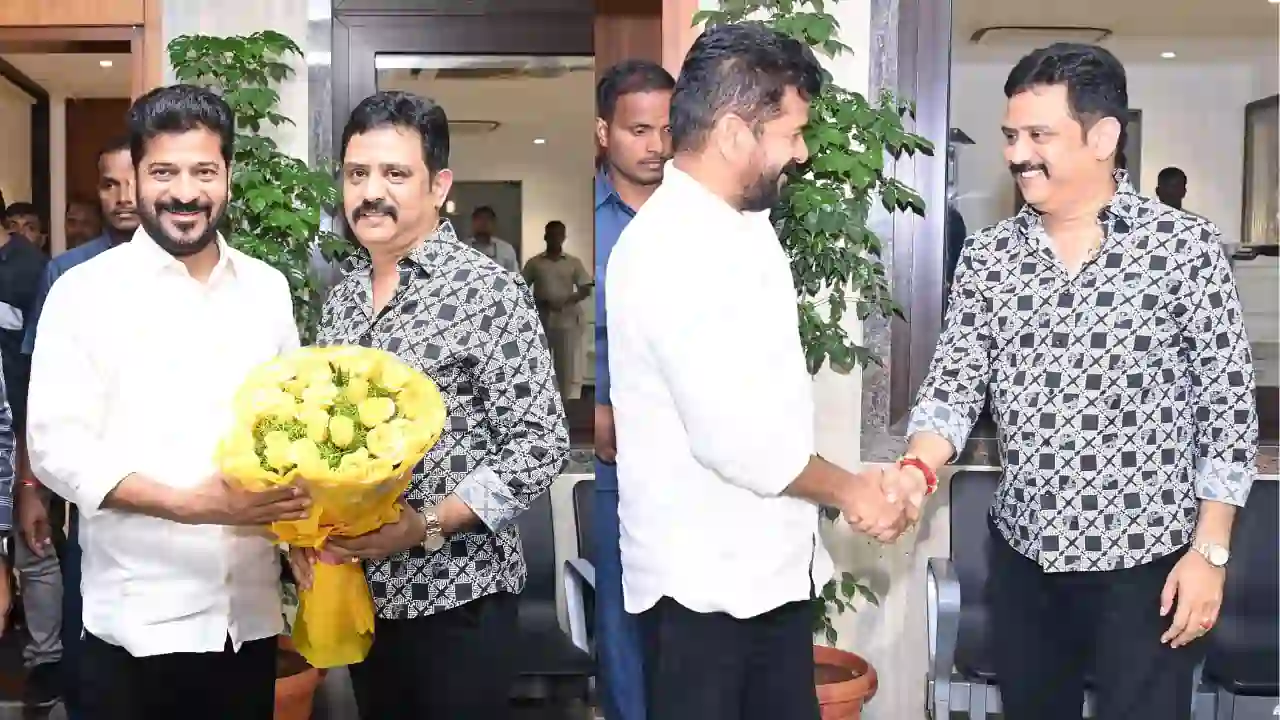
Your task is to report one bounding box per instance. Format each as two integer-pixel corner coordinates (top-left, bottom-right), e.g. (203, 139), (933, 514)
(522, 221), (592, 400)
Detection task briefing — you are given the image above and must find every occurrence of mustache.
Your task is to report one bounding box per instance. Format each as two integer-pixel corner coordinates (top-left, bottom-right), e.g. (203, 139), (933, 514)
(157, 199), (211, 215)
(352, 199), (398, 222)
(1009, 161), (1049, 178)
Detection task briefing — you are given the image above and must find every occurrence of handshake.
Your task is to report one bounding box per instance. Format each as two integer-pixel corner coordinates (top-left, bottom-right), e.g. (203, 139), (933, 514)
(837, 463), (930, 544)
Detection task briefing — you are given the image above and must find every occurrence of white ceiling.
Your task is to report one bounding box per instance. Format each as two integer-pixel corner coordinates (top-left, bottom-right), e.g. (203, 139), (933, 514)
(955, 0), (1280, 41)
(3, 53), (131, 98)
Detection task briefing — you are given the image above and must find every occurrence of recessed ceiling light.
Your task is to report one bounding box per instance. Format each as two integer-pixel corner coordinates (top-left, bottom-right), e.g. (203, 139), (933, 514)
(533, 138), (546, 145)
(99, 59), (113, 68)
(1160, 51), (1176, 59)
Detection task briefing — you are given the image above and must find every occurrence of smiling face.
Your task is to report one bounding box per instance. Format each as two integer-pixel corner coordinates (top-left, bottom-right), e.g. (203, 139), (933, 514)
(135, 127), (228, 257)
(737, 86), (811, 213)
(1002, 83), (1120, 215)
(342, 125), (452, 254)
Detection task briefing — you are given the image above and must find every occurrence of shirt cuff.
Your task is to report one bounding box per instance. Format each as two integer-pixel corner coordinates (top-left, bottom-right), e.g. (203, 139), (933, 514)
(1193, 456), (1255, 507)
(906, 399), (973, 461)
(453, 464), (520, 533)
(74, 465), (134, 520)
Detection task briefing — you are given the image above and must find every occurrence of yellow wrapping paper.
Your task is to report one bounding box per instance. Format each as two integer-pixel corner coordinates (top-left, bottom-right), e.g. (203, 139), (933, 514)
(215, 347), (446, 669)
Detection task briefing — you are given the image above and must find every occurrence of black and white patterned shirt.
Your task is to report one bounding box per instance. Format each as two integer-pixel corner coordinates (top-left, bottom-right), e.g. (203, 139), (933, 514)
(909, 172), (1258, 573)
(317, 220), (568, 618)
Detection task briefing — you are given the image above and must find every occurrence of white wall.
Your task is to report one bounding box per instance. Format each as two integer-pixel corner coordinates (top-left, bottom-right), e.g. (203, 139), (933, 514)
(0, 74), (33, 209)
(951, 56), (1278, 241)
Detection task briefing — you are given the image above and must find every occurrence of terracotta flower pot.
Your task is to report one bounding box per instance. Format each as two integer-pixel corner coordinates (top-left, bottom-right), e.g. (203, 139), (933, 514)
(276, 635), (321, 720)
(814, 645), (878, 720)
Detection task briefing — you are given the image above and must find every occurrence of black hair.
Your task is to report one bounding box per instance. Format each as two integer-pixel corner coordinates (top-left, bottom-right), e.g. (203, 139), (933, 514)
(341, 91), (450, 175)
(1005, 43), (1129, 165)
(669, 22), (823, 154)
(127, 84), (235, 169)
(1157, 166), (1186, 184)
(596, 60), (675, 122)
(97, 135), (131, 165)
(545, 220), (565, 236)
(472, 205), (496, 219)
(4, 202), (37, 220)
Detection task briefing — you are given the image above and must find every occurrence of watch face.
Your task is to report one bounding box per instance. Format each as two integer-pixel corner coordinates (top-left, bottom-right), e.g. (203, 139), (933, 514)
(1208, 545), (1229, 566)
(424, 533), (445, 553)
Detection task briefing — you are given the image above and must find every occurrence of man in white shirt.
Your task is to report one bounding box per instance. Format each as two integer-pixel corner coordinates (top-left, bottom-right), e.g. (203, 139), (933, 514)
(607, 23), (914, 720)
(25, 84), (310, 720)
(467, 205), (520, 273)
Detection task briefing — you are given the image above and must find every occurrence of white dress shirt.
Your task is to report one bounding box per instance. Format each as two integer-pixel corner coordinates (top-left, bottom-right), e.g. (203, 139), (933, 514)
(26, 229), (299, 657)
(607, 162), (833, 620)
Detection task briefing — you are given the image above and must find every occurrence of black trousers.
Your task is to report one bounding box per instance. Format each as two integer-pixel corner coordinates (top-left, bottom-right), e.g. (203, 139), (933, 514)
(987, 518), (1204, 720)
(349, 591), (518, 720)
(79, 632), (275, 720)
(639, 596), (820, 720)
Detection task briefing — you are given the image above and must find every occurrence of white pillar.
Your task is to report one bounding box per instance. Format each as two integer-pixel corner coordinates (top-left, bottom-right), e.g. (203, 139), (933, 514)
(162, 0), (309, 161)
(49, 92), (66, 257)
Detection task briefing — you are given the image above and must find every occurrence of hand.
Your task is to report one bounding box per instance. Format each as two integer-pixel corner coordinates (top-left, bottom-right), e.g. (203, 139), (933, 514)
(287, 546), (318, 590)
(1160, 550), (1225, 648)
(326, 501), (427, 562)
(595, 404), (617, 463)
(17, 483), (53, 557)
(840, 467), (910, 543)
(0, 569), (10, 637)
(878, 463), (927, 526)
(173, 473), (311, 526)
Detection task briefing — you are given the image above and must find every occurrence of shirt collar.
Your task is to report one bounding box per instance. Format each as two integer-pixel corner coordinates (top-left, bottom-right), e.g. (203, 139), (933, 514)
(1014, 168), (1139, 234)
(595, 169), (620, 211)
(662, 161), (766, 222)
(130, 226), (237, 280)
(349, 218), (462, 275)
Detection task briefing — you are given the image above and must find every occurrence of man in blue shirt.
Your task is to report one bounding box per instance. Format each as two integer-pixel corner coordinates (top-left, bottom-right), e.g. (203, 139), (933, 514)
(19, 136), (137, 717)
(593, 59), (674, 720)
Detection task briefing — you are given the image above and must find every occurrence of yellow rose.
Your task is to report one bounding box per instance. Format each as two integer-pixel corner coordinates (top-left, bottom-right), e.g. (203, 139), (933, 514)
(298, 407), (330, 444)
(336, 447), (373, 480)
(358, 396), (396, 428)
(344, 375), (371, 403)
(289, 438), (328, 478)
(366, 423), (407, 464)
(263, 442), (295, 471)
(243, 388), (296, 420)
(301, 381), (340, 408)
(329, 415), (356, 448)
(223, 452), (277, 487)
(331, 350), (379, 380)
(379, 361), (413, 392)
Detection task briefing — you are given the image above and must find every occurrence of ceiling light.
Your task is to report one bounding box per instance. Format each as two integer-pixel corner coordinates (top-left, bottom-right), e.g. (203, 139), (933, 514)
(1160, 51), (1176, 59)
(533, 138), (547, 145)
(99, 60), (113, 68)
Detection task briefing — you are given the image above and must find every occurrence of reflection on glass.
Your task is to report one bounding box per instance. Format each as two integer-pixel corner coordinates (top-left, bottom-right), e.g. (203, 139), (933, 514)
(1243, 95), (1278, 247)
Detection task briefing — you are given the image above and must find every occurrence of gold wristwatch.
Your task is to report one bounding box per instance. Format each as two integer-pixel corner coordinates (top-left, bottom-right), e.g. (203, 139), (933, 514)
(420, 505), (445, 553)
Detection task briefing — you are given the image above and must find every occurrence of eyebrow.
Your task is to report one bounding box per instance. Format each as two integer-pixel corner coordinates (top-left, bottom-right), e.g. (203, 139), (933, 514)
(1001, 124), (1054, 134)
(343, 162), (415, 173)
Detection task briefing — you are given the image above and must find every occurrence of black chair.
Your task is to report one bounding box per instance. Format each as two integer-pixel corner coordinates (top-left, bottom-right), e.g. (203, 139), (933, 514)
(511, 490), (595, 708)
(564, 478), (597, 656)
(1197, 479), (1279, 719)
(926, 470), (1101, 718)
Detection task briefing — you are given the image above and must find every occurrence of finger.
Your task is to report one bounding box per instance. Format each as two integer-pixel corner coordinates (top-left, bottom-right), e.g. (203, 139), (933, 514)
(1163, 593), (1193, 645)
(1159, 571), (1178, 617)
(23, 530), (44, 558)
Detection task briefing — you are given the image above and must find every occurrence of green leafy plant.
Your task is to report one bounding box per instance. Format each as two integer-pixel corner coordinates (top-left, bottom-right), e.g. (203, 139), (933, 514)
(168, 31), (349, 342)
(693, 0), (934, 646)
(694, 0), (934, 375)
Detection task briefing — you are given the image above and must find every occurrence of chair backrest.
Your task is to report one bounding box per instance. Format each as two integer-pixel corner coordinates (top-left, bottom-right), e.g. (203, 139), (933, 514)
(516, 491), (557, 605)
(949, 469), (1001, 678)
(572, 477), (595, 562)
(1204, 479), (1279, 693)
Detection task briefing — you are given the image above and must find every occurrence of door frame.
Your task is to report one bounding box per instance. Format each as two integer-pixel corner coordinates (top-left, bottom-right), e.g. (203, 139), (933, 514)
(331, 11), (592, 162)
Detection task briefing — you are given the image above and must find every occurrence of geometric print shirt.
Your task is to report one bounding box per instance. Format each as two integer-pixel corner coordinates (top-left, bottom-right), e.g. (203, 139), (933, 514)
(317, 220), (568, 617)
(908, 171), (1258, 573)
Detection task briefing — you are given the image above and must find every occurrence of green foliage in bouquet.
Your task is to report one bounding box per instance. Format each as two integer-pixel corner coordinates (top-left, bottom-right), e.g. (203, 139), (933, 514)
(167, 31), (350, 343)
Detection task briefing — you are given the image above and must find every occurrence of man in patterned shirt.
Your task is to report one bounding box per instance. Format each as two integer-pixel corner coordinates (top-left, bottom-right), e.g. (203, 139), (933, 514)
(888, 44), (1258, 720)
(291, 91), (569, 720)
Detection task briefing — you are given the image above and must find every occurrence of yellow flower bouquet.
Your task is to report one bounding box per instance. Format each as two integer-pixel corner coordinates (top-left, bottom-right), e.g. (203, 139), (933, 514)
(216, 346), (446, 668)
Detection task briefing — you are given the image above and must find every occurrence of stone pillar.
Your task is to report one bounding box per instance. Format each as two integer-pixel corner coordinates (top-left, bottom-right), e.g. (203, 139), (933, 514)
(161, 0), (310, 162)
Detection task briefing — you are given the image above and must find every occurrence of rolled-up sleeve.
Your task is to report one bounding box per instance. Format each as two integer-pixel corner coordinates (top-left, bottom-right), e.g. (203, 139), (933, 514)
(906, 237), (993, 456)
(1180, 231), (1257, 506)
(25, 279), (132, 516)
(0, 361), (15, 533)
(453, 280), (569, 532)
